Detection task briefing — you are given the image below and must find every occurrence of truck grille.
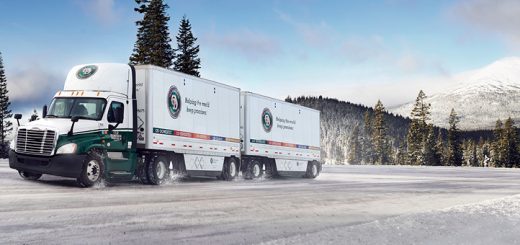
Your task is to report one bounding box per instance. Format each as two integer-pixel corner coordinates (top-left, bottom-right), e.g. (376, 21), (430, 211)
(16, 129), (57, 156)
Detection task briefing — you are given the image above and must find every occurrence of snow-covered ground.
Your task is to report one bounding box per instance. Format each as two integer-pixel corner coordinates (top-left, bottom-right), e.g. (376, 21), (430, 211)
(263, 194), (520, 245)
(1, 160), (520, 244)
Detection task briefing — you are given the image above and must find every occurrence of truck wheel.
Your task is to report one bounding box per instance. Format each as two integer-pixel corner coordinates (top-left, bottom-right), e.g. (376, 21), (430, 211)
(305, 161), (320, 179)
(77, 151), (105, 187)
(265, 162), (278, 179)
(245, 160), (263, 180)
(222, 157), (238, 181)
(148, 155), (170, 185)
(171, 155), (187, 179)
(18, 171), (42, 181)
(137, 156), (150, 185)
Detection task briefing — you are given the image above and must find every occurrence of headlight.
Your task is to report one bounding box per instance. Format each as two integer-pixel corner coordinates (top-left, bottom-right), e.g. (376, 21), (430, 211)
(56, 143), (77, 154)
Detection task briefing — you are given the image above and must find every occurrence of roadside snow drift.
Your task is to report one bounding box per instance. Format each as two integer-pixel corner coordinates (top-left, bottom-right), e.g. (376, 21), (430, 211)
(263, 195), (520, 245)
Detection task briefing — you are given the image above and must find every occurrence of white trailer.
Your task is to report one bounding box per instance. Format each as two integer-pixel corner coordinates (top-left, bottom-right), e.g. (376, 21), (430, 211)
(240, 92), (321, 179)
(135, 65), (241, 181)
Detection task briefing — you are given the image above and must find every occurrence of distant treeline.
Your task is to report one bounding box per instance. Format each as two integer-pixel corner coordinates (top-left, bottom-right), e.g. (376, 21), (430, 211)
(288, 92), (519, 168)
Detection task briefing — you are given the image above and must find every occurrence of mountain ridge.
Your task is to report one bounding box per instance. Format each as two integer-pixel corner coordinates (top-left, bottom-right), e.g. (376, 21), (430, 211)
(390, 57), (520, 130)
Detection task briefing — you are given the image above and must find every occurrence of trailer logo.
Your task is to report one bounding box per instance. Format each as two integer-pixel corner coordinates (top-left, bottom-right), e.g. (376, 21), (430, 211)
(167, 85), (181, 119)
(261, 108), (273, 132)
(76, 65), (98, 79)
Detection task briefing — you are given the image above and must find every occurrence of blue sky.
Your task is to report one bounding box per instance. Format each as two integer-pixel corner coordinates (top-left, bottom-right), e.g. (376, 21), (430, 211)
(1, 0), (518, 115)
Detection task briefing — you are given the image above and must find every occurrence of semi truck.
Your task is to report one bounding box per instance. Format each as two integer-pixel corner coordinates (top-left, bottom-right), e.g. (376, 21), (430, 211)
(9, 63), (321, 187)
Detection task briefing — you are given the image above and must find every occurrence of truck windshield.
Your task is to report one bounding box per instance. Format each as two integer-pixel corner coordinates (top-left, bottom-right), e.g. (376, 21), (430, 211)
(46, 98), (107, 120)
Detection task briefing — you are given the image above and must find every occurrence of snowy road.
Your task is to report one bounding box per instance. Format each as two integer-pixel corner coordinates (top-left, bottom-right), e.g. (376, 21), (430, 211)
(1, 161), (520, 244)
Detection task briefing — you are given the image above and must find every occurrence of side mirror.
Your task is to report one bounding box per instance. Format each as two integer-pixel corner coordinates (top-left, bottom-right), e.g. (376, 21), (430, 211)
(113, 107), (124, 124)
(42, 105), (48, 118)
(108, 107), (123, 132)
(68, 116), (80, 136)
(14, 114), (22, 126)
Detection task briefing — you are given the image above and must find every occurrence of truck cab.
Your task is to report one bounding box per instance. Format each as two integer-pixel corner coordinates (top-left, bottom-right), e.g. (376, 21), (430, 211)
(9, 63), (137, 187)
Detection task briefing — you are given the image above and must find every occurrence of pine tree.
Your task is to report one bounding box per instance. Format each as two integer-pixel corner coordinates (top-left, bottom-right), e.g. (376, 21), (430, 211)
(422, 124), (440, 166)
(407, 90), (431, 165)
(410, 90), (431, 133)
(334, 144), (345, 165)
(477, 137), (490, 167)
(502, 118), (519, 168)
(347, 124), (362, 164)
(173, 16), (201, 77)
(447, 108), (463, 166)
(0, 52), (12, 144)
(436, 131), (445, 166)
(492, 119), (504, 167)
(362, 111), (374, 164)
(406, 121), (422, 165)
(470, 141), (478, 167)
(129, 0), (175, 68)
(395, 141), (407, 165)
(462, 140), (471, 166)
(372, 100), (391, 164)
(463, 140), (478, 167)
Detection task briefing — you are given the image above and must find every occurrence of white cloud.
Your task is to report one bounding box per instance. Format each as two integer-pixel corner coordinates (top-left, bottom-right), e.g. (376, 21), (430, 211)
(449, 0), (520, 48)
(7, 66), (62, 111)
(396, 53), (423, 73)
(340, 35), (388, 63)
(78, 0), (120, 26)
(275, 9), (333, 46)
(203, 29), (281, 62)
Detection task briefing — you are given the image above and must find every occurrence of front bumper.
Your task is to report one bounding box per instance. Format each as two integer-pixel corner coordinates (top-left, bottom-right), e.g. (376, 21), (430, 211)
(9, 150), (86, 178)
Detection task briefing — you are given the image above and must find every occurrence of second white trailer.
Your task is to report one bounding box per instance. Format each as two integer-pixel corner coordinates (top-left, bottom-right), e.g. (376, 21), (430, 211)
(240, 92), (321, 178)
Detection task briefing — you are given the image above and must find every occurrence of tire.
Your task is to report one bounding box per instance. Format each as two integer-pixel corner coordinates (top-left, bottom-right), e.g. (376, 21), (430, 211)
(137, 156), (150, 185)
(245, 160), (263, 180)
(222, 157), (238, 181)
(77, 150), (105, 187)
(265, 161), (278, 179)
(171, 155), (187, 179)
(305, 161), (320, 179)
(18, 171), (42, 181)
(147, 155), (170, 185)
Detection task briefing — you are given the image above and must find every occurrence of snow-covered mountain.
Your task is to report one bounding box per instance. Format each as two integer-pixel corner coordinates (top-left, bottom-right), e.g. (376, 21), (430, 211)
(390, 57), (520, 130)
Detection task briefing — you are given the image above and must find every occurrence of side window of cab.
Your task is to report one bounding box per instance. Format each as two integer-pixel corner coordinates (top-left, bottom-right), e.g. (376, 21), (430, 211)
(108, 101), (124, 123)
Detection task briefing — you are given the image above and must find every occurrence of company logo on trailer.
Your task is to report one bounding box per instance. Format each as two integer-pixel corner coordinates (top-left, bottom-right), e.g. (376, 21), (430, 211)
(76, 65), (98, 79)
(167, 85), (182, 119)
(262, 108), (273, 132)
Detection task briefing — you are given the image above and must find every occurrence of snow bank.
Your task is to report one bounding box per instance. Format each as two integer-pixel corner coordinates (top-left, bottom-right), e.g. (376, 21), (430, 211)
(262, 195), (520, 245)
